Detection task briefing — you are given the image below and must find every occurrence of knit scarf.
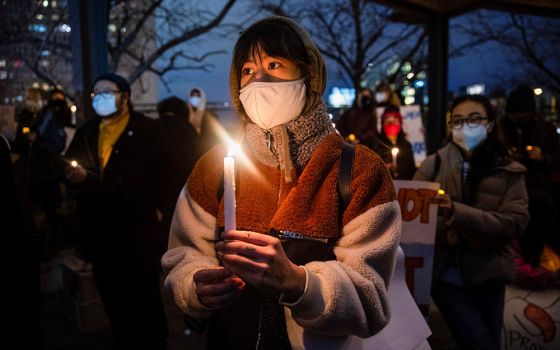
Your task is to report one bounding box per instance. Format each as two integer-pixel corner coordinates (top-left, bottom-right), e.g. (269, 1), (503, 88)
(244, 102), (335, 181)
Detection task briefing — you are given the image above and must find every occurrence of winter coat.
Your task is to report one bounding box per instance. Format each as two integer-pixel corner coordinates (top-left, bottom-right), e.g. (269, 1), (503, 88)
(372, 133), (416, 180)
(414, 142), (529, 286)
(162, 16), (401, 349)
(336, 106), (378, 146)
(65, 111), (183, 270)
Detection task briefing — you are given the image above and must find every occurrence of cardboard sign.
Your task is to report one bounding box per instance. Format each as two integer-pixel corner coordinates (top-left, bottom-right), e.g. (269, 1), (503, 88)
(376, 105), (426, 167)
(0, 105), (16, 141)
(393, 179), (440, 311)
(502, 285), (560, 350)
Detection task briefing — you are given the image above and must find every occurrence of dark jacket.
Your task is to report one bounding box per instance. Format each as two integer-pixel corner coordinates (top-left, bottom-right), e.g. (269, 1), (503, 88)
(336, 106), (378, 146)
(414, 142), (529, 286)
(499, 116), (560, 191)
(372, 133), (416, 180)
(65, 111), (183, 269)
(161, 110), (221, 181)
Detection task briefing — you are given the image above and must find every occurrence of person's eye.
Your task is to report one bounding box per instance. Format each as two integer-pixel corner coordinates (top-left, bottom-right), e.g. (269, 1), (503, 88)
(241, 67), (254, 76)
(268, 61), (281, 70)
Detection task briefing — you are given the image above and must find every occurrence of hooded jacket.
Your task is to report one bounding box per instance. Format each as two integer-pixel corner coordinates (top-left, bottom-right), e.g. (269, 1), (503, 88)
(162, 16), (401, 349)
(414, 142), (529, 285)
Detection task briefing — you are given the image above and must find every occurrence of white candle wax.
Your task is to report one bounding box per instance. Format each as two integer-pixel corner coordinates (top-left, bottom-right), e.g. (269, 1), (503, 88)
(224, 154), (236, 231)
(391, 147), (399, 169)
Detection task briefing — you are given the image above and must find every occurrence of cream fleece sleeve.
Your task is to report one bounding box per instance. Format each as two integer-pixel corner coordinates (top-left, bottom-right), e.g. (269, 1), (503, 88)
(281, 200), (402, 338)
(161, 186), (219, 319)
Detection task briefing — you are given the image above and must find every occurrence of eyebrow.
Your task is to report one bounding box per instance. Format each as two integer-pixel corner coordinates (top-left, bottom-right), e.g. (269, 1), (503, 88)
(452, 112), (485, 118)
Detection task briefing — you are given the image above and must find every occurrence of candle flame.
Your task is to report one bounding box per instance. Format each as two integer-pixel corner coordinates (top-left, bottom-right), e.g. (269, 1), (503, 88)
(438, 189), (445, 195)
(526, 145), (533, 151)
(22, 127), (30, 134)
(70, 160), (78, 167)
(391, 147), (399, 157)
(227, 142), (241, 157)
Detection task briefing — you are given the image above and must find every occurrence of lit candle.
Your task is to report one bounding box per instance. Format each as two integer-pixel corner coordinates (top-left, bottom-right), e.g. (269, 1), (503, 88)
(391, 147), (399, 170)
(224, 147), (236, 231)
(70, 160), (78, 168)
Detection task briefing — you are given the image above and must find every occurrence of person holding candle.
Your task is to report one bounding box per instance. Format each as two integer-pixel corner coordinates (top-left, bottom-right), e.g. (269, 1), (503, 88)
(64, 73), (183, 349)
(372, 105), (416, 179)
(414, 95), (529, 349)
(162, 16), (402, 349)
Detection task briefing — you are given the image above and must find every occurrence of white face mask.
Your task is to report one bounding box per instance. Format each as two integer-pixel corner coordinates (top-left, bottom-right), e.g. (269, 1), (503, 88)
(239, 78), (307, 130)
(375, 92), (388, 103)
(92, 95), (118, 117)
(190, 96), (202, 108)
(452, 124), (489, 152)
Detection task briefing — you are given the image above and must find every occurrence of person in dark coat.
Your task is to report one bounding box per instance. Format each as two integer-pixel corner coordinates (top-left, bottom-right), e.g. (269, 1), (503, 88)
(186, 88), (221, 161)
(27, 88), (72, 258)
(157, 96), (192, 179)
(336, 87), (378, 147)
(0, 135), (42, 349)
(372, 105), (416, 179)
(500, 85), (560, 193)
(64, 73), (183, 349)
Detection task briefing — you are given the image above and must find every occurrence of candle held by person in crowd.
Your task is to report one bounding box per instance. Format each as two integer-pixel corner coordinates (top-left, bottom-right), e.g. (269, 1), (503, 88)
(224, 147), (236, 231)
(391, 147), (399, 169)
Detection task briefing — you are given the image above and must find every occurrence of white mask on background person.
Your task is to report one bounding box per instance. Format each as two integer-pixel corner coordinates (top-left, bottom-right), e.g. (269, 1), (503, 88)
(92, 94), (118, 117)
(190, 96), (202, 108)
(375, 92), (388, 103)
(452, 124), (489, 151)
(239, 78), (307, 130)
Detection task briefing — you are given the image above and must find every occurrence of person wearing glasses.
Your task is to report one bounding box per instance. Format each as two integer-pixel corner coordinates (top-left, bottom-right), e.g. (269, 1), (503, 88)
(64, 73), (182, 349)
(414, 95), (529, 350)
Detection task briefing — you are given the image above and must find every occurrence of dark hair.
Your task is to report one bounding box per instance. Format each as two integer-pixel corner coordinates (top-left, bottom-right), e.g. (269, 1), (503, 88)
(93, 73), (133, 111)
(451, 95), (510, 203)
(157, 96), (189, 119)
(450, 94), (496, 123)
(233, 20), (310, 86)
(506, 85), (536, 114)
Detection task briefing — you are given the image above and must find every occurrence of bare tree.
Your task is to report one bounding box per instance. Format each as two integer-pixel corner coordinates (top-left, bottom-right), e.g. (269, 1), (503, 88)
(0, 0), (238, 100)
(456, 11), (560, 95)
(255, 0), (424, 92)
(107, 0), (237, 87)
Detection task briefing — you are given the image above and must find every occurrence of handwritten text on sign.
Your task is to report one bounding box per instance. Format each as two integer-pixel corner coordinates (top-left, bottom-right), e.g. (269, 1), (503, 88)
(393, 180), (440, 310)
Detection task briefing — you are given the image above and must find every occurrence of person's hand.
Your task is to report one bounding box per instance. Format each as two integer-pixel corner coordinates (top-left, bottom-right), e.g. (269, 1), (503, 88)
(526, 146), (544, 161)
(65, 163), (87, 183)
(193, 267), (246, 309)
(430, 191), (454, 220)
(216, 230), (306, 302)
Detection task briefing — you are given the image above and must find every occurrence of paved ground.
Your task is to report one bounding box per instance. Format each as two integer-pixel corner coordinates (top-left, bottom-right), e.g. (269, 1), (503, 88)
(40, 250), (457, 350)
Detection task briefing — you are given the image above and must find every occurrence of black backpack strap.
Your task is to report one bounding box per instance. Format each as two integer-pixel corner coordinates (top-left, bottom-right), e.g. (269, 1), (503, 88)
(431, 152), (441, 182)
(338, 141), (355, 212)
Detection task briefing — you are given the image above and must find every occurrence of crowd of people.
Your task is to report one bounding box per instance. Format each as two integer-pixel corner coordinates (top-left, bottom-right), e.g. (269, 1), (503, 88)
(2, 14), (559, 350)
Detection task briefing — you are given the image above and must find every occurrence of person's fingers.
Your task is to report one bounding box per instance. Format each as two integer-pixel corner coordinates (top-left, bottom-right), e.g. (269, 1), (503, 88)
(196, 278), (244, 298)
(216, 240), (273, 260)
(199, 288), (245, 308)
(193, 267), (231, 283)
(222, 230), (276, 246)
(220, 252), (269, 273)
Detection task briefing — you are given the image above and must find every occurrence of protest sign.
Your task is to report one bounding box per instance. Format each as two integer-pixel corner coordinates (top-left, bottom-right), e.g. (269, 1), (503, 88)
(393, 179), (440, 313)
(502, 284), (560, 350)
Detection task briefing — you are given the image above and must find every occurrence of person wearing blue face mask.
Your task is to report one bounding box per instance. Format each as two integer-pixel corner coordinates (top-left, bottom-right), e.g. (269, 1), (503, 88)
(64, 73), (183, 349)
(414, 95), (529, 350)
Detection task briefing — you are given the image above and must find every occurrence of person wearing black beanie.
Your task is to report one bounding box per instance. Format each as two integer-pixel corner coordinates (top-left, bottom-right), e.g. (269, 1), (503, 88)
(64, 73), (183, 349)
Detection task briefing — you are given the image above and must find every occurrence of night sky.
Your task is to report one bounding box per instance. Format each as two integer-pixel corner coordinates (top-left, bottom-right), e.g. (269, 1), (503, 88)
(158, 2), (520, 103)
